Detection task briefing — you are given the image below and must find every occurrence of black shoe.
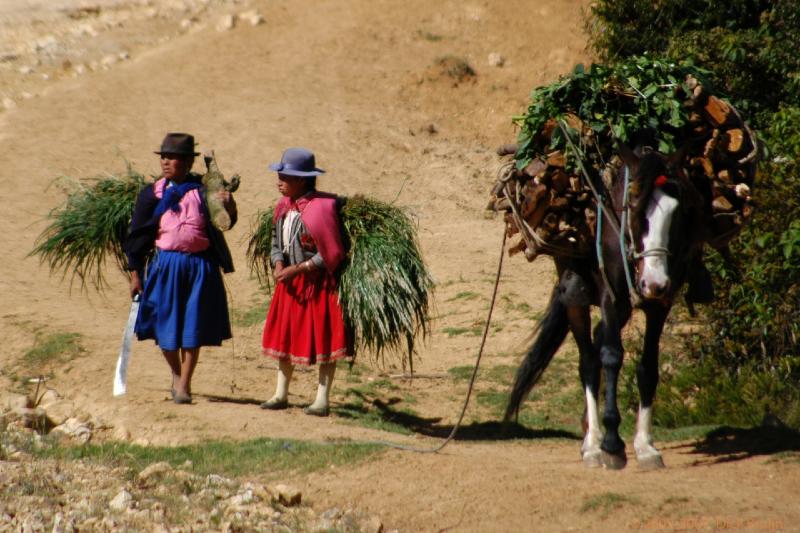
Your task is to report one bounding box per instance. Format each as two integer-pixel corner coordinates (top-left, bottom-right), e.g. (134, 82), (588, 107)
(173, 392), (192, 404)
(260, 398), (289, 410)
(303, 405), (329, 417)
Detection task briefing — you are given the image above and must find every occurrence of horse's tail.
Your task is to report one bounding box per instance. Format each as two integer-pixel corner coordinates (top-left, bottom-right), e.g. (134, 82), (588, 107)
(504, 287), (569, 422)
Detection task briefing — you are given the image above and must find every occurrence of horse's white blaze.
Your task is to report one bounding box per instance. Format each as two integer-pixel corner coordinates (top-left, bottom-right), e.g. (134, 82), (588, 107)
(639, 188), (678, 298)
(634, 404), (659, 459)
(582, 386), (603, 458)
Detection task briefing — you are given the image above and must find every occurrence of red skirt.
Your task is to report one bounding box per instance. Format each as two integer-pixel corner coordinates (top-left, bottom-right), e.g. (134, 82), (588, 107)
(262, 270), (351, 365)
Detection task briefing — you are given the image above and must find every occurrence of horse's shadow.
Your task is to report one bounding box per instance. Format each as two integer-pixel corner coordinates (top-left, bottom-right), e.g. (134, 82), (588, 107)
(332, 390), (580, 442)
(677, 416), (800, 465)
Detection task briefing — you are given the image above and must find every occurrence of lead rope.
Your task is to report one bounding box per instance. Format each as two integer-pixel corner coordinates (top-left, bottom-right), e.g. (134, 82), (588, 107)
(558, 121), (642, 307)
(619, 167), (642, 307)
(360, 225), (508, 453)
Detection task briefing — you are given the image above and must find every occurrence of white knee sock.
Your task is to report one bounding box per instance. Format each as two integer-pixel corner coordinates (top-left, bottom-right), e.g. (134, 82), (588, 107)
(271, 359), (294, 401)
(309, 362), (336, 409)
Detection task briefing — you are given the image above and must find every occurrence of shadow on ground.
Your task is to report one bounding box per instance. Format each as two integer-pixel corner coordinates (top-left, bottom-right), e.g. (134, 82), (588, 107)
(333, 391), (580, 442)
(676, 416), (800, 465)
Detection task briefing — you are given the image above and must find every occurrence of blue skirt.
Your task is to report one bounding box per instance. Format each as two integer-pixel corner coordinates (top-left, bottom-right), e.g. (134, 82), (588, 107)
(135, 250), (231, 350)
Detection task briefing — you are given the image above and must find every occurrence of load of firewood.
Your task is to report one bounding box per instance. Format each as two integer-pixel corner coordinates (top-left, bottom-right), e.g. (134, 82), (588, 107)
(487, 57), (758, 261)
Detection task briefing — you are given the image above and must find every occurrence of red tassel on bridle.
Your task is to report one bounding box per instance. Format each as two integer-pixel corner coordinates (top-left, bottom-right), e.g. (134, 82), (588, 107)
(654, 175), (669, 188)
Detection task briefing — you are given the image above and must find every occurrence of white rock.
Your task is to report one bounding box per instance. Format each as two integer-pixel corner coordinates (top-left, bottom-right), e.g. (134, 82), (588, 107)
(239, 9), (264, 26)
(180, 18), (194, 31)
(74, 64), (87, 75)
(71, 23), (98, 38)
(42, 400), (75, 426)
(216, 14), (236, 32)
(205, 474), (235, 487)
(21, 92), (33, 99)
(272, 484), (301, 506)
(52, 512), (66, 533)
(113, 425), (131, 441)
(51, 417), (92, 443)
(144, 7), (158, 18)
(363, 515), (383, 533)
(33, 35), (59, 53)
(488, 52), (505, 67)
(229, 489), (255, 506)
(18, 66), (34, 75)
(5, 393), (29, 410)
(118, 51), (130, 61)
(41, 73), (50, 80)
(109, 489), (133, 512)
(138, 461), (173, 481)
(101, 54), (118, 68)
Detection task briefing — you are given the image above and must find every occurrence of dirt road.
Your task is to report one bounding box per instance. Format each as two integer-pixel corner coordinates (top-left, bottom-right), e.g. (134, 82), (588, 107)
(1, 0), (798, 530)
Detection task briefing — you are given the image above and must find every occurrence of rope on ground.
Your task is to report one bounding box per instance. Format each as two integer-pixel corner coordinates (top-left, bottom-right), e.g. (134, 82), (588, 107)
(360, 225), (508, 453)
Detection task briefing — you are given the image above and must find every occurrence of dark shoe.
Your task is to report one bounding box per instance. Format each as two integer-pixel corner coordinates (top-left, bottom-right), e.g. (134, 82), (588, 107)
(173, 392), (192, 404)
(303, 405), (329, 417)
(260, 398), (288, 410)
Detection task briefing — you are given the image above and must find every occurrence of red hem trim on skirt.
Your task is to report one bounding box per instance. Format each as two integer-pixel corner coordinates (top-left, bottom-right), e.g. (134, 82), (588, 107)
(263, 347), (351, 366)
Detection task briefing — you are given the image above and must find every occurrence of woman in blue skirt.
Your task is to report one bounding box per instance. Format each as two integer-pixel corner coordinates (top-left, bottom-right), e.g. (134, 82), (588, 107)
(124, 133), (237, 404)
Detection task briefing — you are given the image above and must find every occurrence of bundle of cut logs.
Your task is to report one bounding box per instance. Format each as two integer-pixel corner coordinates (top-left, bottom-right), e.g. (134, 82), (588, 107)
(487, 75), (758, 261)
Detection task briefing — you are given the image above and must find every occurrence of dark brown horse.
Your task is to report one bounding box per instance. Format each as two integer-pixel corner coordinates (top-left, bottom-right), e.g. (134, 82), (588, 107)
(504, 142), (707, 469)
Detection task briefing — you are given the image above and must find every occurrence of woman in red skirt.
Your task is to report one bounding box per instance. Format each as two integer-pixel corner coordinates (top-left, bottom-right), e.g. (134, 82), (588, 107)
(261, 147), (350, 416)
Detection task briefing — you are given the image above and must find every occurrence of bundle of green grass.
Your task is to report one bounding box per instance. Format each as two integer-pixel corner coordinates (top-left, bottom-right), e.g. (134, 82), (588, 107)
(31, 165), (148, 290)
(247, 195), (434, 368)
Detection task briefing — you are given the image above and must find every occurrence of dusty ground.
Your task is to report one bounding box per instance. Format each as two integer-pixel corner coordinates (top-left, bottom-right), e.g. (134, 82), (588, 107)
(1, 0), (799, 531)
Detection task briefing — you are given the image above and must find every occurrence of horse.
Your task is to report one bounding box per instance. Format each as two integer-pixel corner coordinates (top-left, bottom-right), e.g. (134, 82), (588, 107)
(504, 141), (708, 469)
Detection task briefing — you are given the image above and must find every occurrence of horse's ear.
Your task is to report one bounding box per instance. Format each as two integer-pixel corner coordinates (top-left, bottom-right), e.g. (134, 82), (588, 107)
(616, 142), (640, 173)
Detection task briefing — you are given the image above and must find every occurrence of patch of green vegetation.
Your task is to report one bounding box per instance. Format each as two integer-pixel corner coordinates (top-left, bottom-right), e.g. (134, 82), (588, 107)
(449, 364), (515, 386)
(33, 438), (381, 478)
(416, 30), (444, 41)
(442, 326), (482, 337)
(580, 492), (640, 517)
(23, 331), (85, 369)
(658, 496), (691, 511)
(333, 380), (417, 435)
(446, 291), (480, 302)
(436, 55), (476, 83)
(230, 305), (265, 328)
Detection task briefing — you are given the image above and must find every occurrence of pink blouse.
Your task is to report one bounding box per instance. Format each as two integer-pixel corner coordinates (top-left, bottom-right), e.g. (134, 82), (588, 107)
(153, 178), (210, 253)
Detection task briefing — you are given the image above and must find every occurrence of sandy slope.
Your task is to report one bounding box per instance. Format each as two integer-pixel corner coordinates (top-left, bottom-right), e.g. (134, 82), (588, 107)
(1, 0), (798, 530)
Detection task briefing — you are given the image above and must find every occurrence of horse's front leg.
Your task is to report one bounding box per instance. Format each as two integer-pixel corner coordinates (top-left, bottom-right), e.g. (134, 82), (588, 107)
(598, 294), (631, 469)
(634, 303), (670, 470)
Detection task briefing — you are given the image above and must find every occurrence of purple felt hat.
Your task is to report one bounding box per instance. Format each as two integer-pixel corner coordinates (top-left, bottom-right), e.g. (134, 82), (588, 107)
(269, 147), (325, 178)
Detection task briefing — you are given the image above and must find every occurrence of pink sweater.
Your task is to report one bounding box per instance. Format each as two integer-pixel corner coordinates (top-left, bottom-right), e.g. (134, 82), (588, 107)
(153, 178), (210, 253)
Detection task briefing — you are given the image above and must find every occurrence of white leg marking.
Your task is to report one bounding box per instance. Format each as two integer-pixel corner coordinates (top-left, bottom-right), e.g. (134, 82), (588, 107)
(639, 189), (679, 298)
(582, 386), (603, 464)
(634, 404), (661, 461)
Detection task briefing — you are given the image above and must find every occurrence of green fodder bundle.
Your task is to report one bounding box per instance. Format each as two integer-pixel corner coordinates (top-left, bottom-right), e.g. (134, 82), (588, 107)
(246, 195), (434, 367)
(31, 165), (149, 290)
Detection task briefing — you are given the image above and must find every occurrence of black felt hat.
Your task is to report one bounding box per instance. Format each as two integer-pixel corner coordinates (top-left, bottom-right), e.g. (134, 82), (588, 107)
(154, 133), (199, 156)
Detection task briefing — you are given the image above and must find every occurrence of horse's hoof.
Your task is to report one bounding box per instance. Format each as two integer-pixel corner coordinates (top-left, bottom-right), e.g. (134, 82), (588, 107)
(637, 453), (665, 470)
(601, 451), (627, 470)
(582, 451), (603, 468)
